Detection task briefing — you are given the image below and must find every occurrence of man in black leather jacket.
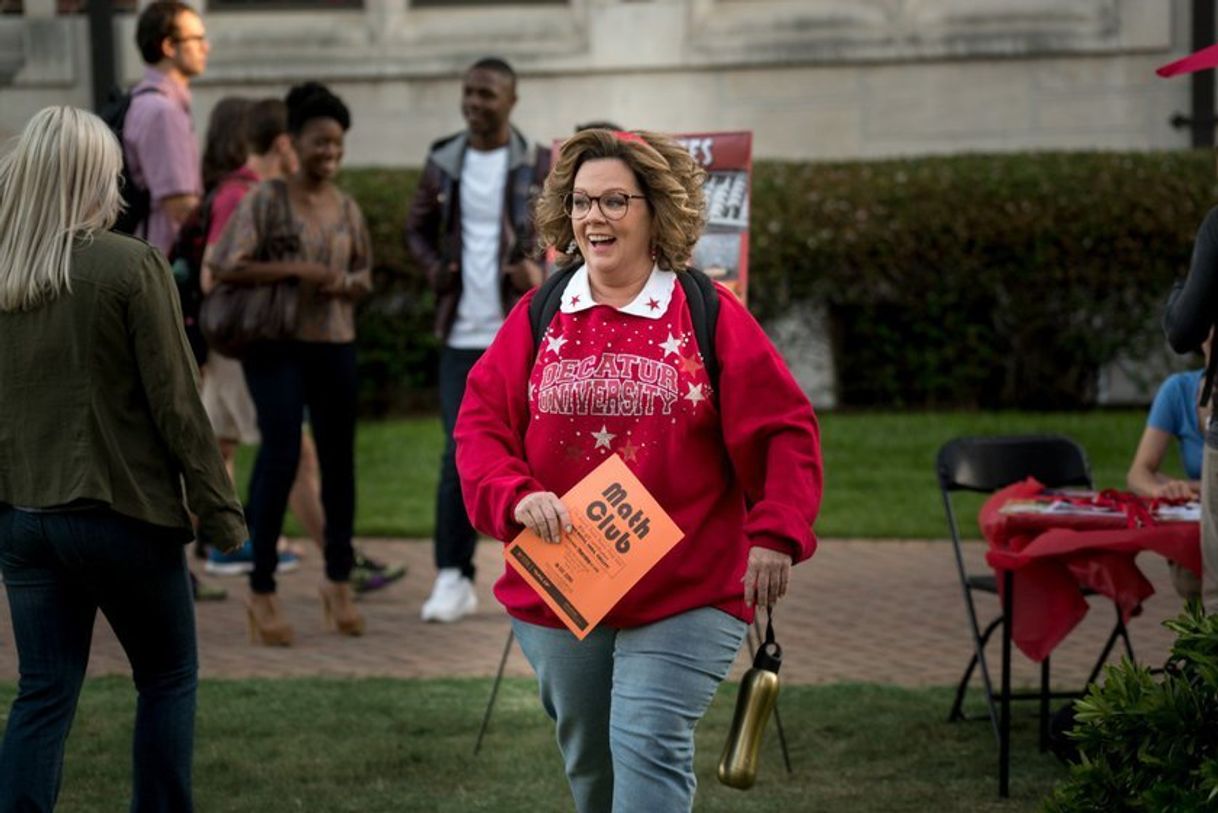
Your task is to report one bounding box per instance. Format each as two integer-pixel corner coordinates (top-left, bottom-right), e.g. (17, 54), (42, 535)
(404, 56), (547, 622)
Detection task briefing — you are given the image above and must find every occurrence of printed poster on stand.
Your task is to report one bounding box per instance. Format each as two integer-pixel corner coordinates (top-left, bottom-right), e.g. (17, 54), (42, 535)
(675, 130), (752, 304)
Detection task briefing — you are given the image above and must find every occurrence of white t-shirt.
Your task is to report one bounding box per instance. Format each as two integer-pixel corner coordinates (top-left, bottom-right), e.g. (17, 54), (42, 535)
(448, 145), (509, 349)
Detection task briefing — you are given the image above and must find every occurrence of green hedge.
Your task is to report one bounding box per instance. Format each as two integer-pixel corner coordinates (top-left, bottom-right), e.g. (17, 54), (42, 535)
(340, 168), (434, 414)
(341, 151), (1218, 414)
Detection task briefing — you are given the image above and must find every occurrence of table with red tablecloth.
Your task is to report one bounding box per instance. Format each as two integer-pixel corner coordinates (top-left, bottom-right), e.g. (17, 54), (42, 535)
(979, 478), (1201, 662)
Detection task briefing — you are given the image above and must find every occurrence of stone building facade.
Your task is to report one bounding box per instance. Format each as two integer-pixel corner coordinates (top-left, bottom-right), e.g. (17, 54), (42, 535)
(0, 0), (1203, 406)
(0, 0), (1199, 163)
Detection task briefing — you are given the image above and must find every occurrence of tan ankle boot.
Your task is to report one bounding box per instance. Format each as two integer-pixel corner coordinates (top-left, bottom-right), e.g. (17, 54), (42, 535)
(246, 592), (294, 646)
(320, 580), (365, 636)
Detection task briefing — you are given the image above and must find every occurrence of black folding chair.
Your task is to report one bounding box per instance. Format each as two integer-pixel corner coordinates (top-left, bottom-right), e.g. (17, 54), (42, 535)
(937, 435), (1135, 797)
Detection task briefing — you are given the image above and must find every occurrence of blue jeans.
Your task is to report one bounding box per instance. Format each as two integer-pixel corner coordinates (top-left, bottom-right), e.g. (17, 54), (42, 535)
(242, 341), (357, 593)
(512, 607), (747, 813)
(436, 347), (483, 580)
(0, 506), (197, 813)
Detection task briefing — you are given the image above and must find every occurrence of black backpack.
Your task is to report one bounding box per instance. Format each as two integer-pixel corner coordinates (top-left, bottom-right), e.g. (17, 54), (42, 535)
(528, 264), (722, 392)
(98, 85), (163, 236)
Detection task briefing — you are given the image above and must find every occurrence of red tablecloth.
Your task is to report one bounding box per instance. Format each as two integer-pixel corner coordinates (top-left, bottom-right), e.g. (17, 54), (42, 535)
(978, 478), (1201, 662)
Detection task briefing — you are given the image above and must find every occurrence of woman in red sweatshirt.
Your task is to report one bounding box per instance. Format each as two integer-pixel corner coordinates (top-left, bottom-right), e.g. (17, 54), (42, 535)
(455, 129), (822, 813)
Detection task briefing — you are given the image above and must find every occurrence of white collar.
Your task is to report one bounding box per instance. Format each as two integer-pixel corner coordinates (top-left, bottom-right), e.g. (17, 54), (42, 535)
(558, 264), (676, 320)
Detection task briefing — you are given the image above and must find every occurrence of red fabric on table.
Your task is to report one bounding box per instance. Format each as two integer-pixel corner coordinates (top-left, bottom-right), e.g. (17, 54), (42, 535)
(977, 478), (1201, 662)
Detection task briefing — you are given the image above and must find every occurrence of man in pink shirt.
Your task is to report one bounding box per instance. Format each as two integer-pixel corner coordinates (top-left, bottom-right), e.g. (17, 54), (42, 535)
(123, 1), (208, 255)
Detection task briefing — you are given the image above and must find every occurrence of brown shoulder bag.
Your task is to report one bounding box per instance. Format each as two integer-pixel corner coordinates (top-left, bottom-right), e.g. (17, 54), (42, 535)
(199, 179), (301, 358)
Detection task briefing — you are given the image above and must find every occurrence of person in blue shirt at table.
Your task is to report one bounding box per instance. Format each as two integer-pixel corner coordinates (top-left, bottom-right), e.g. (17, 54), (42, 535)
(1126, 332), (1211, 598)
(1127, 369), (1206, 500)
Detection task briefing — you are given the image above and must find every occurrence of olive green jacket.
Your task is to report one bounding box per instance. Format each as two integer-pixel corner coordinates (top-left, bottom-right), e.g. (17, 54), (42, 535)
(0, 230), (246, 551)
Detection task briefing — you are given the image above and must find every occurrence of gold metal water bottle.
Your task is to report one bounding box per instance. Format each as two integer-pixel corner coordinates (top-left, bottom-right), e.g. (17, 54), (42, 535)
(718, 615), (782, 790)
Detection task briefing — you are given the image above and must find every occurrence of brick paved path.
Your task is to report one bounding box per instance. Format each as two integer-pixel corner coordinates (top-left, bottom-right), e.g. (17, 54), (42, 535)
(0, 539), (1184, 689)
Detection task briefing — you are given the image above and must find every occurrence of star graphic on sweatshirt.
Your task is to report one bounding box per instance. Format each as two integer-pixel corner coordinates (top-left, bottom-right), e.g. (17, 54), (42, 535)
(647, 297), (661, 311)
(680, 353), (703, 375)
(658, 332), (683, 357)
(545, 333), (568, 355)
(591, 424), (616, 450)
(569, 294), (581, 306)
(685, 382), (706, 405)
(619, 438), (640, 462)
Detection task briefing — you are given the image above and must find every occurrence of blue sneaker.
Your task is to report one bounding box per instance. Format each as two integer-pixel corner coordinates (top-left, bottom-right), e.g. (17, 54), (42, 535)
(205, 541), (299, 576)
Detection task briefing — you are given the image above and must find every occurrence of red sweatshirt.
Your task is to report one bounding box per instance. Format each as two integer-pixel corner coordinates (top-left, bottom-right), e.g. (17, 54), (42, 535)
(455, 266), (822, 629)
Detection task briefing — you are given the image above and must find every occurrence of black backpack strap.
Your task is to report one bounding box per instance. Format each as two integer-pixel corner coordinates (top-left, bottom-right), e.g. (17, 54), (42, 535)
(529, 263), (581, 360)
(677, 268), (720, 392)
(530, 265), (722, 390)
(1202, 342), (1218, 408)
(120, 85), (164, 129)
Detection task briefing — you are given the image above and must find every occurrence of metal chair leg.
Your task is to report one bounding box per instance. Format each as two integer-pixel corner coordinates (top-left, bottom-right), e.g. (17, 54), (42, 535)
(771, 692), (794, 774)
(474, 628), (515, 756)
(1118, 613), (1135, 661)
(945, 493), (1001, 743)
(749, 619), (793, 774)
(999, 570), (1012, 799)
(1039, 656), (1050, 753)
(1084, 611), (1126, 687)
(948, 615), (1003, 723)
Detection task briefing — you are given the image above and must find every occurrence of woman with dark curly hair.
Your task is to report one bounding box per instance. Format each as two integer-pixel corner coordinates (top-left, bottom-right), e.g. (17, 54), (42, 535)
(209, 82), (372, 645)
(455, 129), (823, 812)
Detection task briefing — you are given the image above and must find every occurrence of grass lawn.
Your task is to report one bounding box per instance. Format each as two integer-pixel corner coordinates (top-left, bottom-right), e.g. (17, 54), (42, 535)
(1, 677), (1066, 812)
(238, 410), (1162, 540)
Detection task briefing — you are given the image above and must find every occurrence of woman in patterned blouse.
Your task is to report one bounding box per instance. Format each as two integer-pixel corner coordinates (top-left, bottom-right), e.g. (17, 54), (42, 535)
(209, 82), (372, 646)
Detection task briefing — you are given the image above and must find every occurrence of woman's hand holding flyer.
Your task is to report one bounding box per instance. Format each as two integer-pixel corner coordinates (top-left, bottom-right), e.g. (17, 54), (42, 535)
(505, 454), (683, 639)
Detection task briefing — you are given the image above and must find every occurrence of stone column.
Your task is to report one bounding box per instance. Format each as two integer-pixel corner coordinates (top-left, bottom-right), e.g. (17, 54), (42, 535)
(23, 0), (56, 18)
(365, 0), (404, 45)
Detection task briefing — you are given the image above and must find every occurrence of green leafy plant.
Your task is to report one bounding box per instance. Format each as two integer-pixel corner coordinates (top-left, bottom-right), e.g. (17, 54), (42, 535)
(1045, 603), (1218, 812)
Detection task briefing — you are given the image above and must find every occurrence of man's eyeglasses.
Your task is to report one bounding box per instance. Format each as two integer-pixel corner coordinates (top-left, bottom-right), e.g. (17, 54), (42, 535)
(173, 34), (207, 45)
(563, 191), (646, 221)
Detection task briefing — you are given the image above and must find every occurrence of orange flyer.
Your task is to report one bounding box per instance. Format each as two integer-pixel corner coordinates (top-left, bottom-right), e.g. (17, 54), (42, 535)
(504, 454), (684, 639)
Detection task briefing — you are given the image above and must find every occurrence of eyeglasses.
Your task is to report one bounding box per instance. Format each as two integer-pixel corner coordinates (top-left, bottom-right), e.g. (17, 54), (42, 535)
(563, 191), (646, 221)
(173, 34), (207, 45)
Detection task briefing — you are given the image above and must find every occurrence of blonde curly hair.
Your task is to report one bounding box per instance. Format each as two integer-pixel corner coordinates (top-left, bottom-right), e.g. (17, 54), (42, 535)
(535, 129), (707, 272)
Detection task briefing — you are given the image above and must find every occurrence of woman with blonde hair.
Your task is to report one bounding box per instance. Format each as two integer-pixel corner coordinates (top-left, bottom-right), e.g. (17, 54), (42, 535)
(0, 106), (245, 811)
(455, 129), (822, 812)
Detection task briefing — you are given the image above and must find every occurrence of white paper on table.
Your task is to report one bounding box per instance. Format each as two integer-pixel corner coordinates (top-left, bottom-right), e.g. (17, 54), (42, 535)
(1154, 503), (1201, 522)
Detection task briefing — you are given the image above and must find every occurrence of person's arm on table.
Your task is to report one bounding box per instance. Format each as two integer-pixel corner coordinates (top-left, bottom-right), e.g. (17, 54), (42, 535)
(1127, 427), (1200, 499)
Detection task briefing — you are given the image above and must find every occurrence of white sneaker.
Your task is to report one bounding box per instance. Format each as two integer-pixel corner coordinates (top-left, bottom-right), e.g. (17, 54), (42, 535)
(420, 568), (478, 623)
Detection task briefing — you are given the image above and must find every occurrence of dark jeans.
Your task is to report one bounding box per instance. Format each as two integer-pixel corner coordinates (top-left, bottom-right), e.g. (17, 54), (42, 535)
(242, 341), (357, 594)
(0, 506), (197, 813)
(436, 347), (484, 580)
